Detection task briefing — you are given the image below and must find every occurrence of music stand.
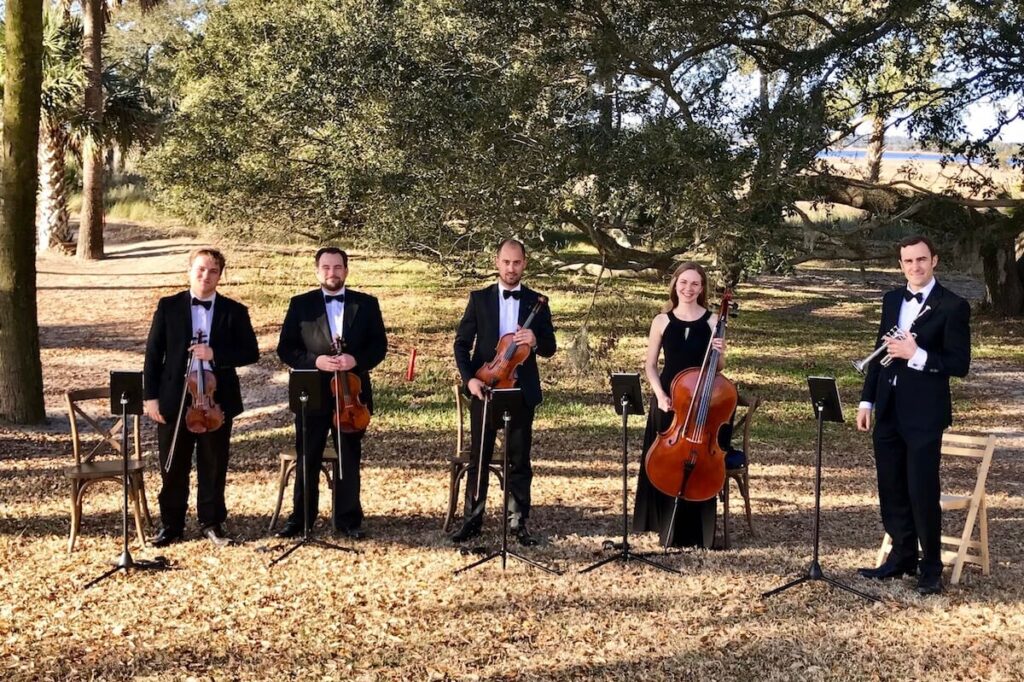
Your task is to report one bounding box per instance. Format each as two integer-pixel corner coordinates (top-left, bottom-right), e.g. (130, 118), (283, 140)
(455, 388), (560, 575)
(84, 371), (169, 589)
(762, 377), (879, 602)
(269, 369), (356, 567)
(581, 374), (678, 574)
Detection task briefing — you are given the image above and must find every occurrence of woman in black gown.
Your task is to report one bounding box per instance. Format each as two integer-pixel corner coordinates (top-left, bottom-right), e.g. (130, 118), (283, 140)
(633, 262), (725, 548)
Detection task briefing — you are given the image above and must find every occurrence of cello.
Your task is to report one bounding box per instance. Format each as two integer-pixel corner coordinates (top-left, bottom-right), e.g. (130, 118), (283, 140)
(643, 292), (737, 504)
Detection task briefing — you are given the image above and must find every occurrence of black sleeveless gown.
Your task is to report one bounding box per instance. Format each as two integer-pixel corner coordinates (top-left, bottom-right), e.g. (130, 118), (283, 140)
(633, 309), (717, 548)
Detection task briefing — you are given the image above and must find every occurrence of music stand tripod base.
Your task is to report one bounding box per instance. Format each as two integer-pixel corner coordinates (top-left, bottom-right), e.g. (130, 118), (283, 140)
(761, 377), (879, 603)
(84, 372), (171, 590)
(581, 374), (678, 575)
(454, 388), (561, 576)
(270, 370), (359, 567)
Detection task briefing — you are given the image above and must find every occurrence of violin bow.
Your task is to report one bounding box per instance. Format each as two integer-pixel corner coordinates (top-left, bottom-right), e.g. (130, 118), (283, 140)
(165, 333), (199, 473)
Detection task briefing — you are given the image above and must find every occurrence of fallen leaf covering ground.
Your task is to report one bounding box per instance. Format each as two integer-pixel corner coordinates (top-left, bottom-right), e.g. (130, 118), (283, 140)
(2, 223), (1022, 681)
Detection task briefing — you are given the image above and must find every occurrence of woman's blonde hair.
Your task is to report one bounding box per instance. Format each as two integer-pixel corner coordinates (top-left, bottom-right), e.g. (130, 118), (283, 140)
(662, 261), (708, 312)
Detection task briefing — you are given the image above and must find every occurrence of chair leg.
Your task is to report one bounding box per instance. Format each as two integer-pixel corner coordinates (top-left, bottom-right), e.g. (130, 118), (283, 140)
(444, 463), (461, 532)
(740, 471), (754, 536)
(324, 462), (335, 522)
(68, 481), (82, 554)
(128, 476), (147, 547)
(721, 477), (732, 550)
(268, 458), (292, 531)
(876, 533), (893, 568)
(979, 498), (990, 575)
(138, 475), (153, 529)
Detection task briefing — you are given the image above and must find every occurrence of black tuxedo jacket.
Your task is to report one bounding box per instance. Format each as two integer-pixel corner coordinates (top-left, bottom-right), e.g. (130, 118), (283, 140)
(276, 288), (388, 416)
(860, 280), (971, 432)
(453, 283), (556, 408)
(144, 291), (260, 420)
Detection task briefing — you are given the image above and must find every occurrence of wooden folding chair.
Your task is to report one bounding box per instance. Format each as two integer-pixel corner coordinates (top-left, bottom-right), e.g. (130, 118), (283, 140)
(876, 432), (996, 585)
(62, 387), (152, 553)
(719, 393), (761, 549)
(268, 450), (339, 530)
(443, 384), (504, 532)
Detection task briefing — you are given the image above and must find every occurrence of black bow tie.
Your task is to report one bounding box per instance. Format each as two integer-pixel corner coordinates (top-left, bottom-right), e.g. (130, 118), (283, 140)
(191, 297), (212, 310)
(502, 289), (521, 300)
(325, 294), (345, 303)
(903, 290), (924, 304)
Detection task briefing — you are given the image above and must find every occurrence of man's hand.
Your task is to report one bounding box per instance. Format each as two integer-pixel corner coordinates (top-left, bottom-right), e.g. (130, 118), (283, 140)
(190, 343), (214, 362)
(513, 327), (537, 350)
(884, 332), (918, 361)
(466, 378), (488, 400)
(856, 407), (872, 432)
(144, 399), (165, 424)
(316, 353), (356, 372)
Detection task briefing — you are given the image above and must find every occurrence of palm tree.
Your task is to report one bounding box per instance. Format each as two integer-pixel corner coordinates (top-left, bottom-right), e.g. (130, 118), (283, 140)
(37, 6), (84, 253)
(77, 0), (162, 261)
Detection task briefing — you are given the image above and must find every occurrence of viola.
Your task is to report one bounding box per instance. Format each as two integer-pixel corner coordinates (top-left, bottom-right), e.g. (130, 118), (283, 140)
(184, 331), (225, 434)
(474, 295), (548, 390)
(331, 336), (370, 434)
(643, 292), (738, 502)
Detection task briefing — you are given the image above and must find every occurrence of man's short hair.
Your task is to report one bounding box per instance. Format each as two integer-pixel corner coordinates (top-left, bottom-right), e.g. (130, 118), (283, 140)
(315, 247), (349, 267)
(497, 238), (527, 259)
(898, 234), (937, 259)
(189, 247), (226, 270)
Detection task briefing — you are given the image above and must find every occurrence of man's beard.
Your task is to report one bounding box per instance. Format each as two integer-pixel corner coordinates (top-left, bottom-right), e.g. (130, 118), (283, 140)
(323, 276), (344, 291)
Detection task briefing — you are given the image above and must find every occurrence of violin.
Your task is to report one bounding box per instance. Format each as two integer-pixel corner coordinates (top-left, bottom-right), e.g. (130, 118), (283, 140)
(331, 336), (370, 434)
(643, 292), (738, 502)
(474, 295), (548, 390)
(184, 331), (225, 434)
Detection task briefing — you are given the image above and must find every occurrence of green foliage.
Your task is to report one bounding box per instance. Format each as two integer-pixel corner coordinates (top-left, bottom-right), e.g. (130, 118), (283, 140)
(143, 0), (1024, 280)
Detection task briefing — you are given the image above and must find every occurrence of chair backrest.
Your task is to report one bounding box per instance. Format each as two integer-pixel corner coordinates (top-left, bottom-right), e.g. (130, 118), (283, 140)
(941, 432), (996, 500)
(65, 387), (142, 466)
(734, 392), (761, 456)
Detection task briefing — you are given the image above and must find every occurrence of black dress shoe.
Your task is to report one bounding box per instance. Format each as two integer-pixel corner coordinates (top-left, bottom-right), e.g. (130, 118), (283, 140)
(275, 521), (303, 539)
(202, 524), (233, 547)
(451, 520), (482, 543)
(917, 573), (943, 595)
(857, 559), (917, 580)
(150, 527), (183, 548)
(339, 527), (367, 540)
(514, 524), (539, 547)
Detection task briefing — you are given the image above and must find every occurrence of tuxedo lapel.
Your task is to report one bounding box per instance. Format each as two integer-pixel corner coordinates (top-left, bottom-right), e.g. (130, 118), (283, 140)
(914, 282), (943, 328)
(210, 295), (228, 348)
(517, 287), (533, 326)
(313, 292), (335, 347)
(485, 283), (500, 329)
(343, 294), (360, 341)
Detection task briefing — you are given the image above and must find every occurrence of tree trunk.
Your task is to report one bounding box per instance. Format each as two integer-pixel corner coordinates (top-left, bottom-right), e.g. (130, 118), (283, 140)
(76, 0), (104, 261)
(980, 234), (1024, 316)
(865, 114), (885, 183)
(36, 119), (72, 253)
(0, 0), (46, 423)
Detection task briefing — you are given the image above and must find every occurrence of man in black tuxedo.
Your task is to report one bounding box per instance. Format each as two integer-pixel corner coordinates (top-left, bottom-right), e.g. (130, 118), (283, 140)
(275, 247), (387, 540)
(856, 235), (971, 595)
(451, 238), (557, 546)
(144, 248), (260, 547)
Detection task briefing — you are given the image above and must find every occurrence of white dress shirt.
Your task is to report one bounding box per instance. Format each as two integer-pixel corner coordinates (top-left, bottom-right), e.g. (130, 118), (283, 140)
(498, 284), (521, 337)
(323, 286), (346, 346)
(189, 291), (216, 372)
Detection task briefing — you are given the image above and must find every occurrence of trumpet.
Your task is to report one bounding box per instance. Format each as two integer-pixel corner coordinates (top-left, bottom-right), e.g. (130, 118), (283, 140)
(852, 305), (931, 375)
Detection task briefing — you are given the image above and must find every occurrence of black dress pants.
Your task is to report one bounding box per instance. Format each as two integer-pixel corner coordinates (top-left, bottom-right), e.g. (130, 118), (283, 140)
(462, 395), (535, 527)
(156, 417), (233, 532)
(288, 413), (364, 531)
(872, 400), (943, 577)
